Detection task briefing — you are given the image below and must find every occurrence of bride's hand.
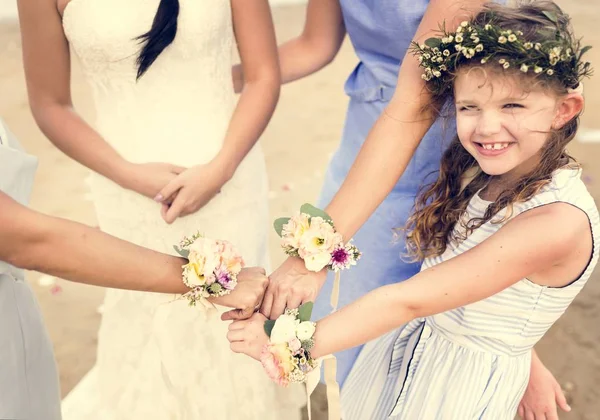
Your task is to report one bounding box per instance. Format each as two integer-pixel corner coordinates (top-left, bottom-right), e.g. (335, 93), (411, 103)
(119, 162), (186, 200)
(227, 312), (269, 361)
(260, 256), (328, 319)
(154, 161), (229, 224)
(215, 267), (269, 321)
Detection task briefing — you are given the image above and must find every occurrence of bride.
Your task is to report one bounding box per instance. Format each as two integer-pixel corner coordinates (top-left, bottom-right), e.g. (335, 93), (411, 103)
(17, 0), (303, 418)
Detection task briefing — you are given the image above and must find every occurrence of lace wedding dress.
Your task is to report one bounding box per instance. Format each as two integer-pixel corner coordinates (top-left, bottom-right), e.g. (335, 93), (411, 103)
(60, 0), (303, 418)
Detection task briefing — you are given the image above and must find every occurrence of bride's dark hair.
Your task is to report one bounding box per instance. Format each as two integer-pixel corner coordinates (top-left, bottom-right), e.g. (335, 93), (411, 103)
(135, 0), (180, 80)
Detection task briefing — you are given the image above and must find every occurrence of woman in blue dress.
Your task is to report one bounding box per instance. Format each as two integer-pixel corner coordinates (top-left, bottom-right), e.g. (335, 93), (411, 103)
(234, 0), (571, 417)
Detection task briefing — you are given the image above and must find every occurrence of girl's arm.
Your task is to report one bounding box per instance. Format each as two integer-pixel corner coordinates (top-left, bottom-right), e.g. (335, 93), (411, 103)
(231, 204), (590, 353)
(156, 0), (282, 223)
(232, 0), (345, 91)
(310, 203), (590, 358)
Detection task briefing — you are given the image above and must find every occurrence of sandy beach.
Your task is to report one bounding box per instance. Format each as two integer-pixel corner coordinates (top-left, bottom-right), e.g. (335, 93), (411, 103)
(1, 1), (599, 419)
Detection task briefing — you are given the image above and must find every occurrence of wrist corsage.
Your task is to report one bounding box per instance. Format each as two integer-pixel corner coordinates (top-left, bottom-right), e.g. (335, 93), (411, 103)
(261, 302), (318, 386)
(274, 204), (361, 272)
(173, 233), (244, 306)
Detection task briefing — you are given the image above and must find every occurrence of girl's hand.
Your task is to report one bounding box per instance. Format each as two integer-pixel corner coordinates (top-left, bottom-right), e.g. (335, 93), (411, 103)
(227, 312), (270, 360)
(518, 355), (571, 420)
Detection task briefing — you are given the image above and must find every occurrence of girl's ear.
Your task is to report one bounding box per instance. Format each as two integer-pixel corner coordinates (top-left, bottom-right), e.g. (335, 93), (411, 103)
(552, 93), (584, 129)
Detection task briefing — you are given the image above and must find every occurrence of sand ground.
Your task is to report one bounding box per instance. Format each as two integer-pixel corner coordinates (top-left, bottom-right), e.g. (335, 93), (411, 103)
(1, 2), (599, 419)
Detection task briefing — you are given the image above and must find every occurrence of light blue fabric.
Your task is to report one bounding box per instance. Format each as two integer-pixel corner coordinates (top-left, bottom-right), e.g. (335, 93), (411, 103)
(0, 119), (62, 420)
(311, 0), (456, 386)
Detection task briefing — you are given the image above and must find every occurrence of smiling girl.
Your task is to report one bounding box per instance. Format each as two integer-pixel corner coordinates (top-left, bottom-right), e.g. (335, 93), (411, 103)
(228, 2), (597, 418)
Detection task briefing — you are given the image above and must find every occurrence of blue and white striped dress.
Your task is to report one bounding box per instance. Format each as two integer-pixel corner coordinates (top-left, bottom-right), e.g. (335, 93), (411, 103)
(341, 168), (599, 419)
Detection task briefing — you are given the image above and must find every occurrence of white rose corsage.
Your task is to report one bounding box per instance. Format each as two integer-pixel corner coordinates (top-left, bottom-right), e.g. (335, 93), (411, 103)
(274, 204), (361, 273)
(261, 302), (318, 386)
(173, 233), (244, 306)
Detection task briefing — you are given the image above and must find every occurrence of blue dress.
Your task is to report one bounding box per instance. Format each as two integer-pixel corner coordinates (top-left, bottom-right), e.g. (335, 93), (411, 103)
(311, 0), (453, 385)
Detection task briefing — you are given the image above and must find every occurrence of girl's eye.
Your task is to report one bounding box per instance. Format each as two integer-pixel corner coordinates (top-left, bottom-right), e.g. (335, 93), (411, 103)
(458, 106), (477, 112)
(503, 103), (524, 109)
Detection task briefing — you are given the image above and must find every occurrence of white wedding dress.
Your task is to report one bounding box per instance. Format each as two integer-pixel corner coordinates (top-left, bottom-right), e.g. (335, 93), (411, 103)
(61, 0), (303, 418)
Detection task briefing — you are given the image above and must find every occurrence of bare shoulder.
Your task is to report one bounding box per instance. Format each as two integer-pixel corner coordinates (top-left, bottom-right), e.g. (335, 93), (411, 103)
(510, 201), (592, 257)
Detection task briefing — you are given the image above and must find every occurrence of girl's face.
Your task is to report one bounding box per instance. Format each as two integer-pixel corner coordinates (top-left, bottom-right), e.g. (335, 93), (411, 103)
(454, 69), (568, 182)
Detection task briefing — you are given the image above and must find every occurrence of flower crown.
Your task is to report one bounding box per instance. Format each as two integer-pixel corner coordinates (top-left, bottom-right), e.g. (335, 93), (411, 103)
(410, 10), (592, 98)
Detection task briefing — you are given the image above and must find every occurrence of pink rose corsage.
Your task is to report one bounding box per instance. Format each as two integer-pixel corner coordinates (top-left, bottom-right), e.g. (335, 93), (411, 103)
(173, 233), (244, 306)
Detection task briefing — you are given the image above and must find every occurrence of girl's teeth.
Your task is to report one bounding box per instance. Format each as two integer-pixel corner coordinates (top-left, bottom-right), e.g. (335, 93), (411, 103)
(482, 143), (508, 150)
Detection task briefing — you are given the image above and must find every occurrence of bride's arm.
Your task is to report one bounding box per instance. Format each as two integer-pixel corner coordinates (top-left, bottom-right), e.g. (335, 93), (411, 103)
(154, 0), (281, 224)
(16, 0), (183, 199)
(213, 0), (281, 179)
(17, 0), (128, 185)
(0, 191), (267, 313)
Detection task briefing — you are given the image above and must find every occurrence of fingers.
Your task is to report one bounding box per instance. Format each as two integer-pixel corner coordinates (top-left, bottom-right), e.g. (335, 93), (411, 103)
(229, 341), (246, 354)
(269, 290), (288, 320)
(260, 284), (275, 318)
(243, 266), (266, 276)
(164, 193), (187, 224)
(525, 410), (535, 420)
(170, 164), (186, 175)
(518, 404), (524, 419)
(555, 386), (571, 412)
(155, 177), (183, 203)
(161, 203), (170, 221)
(226, 329), (246, 342)
(221, 309), (242, 321)
(227, 320), (247, 330)
(287, 294), (303, 312)
(221, 307), (254, 321)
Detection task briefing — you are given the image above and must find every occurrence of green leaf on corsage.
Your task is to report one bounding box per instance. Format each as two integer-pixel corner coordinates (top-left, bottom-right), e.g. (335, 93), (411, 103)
(298, 301), (314, 322)
(173, 246), (190, 259)
(264, 319), (276, 337)
(300, 203), (333, 223)
(274, 217), (291, 236)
